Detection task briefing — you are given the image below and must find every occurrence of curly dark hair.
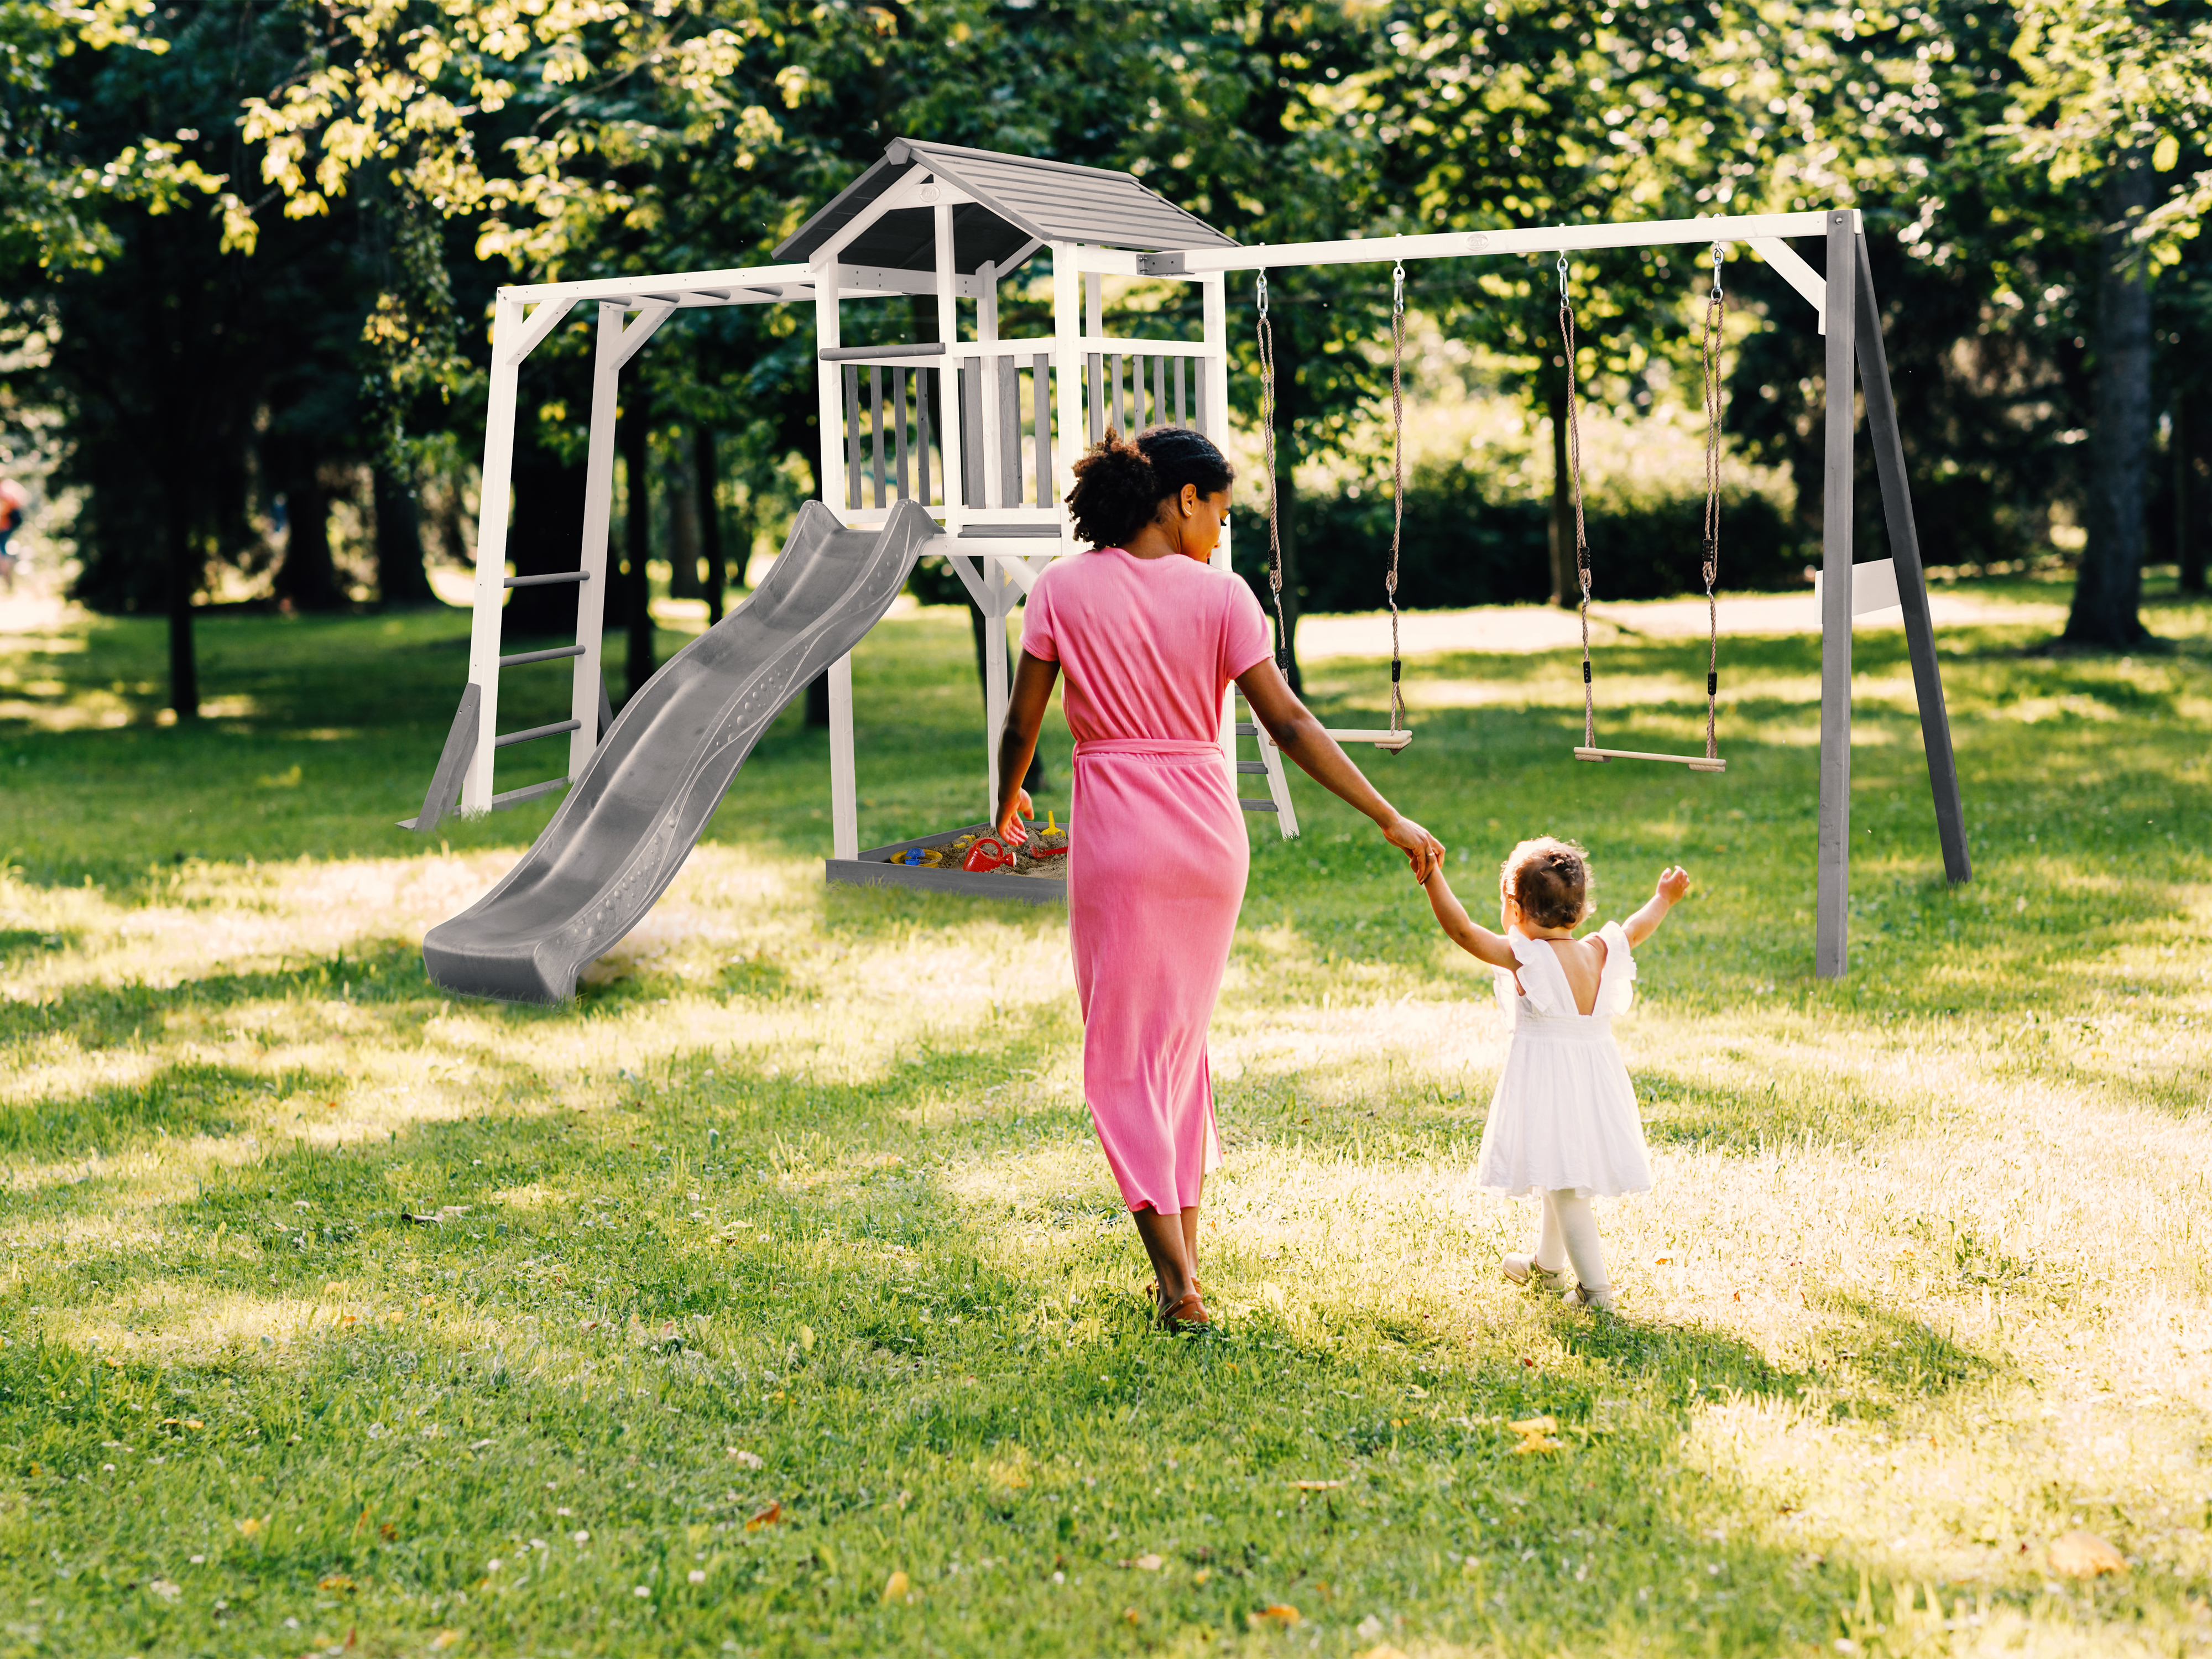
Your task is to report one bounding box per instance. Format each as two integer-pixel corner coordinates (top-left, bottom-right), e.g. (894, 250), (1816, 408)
(1500, 836), (1594, 931)
(1064, 425), (1235, 549)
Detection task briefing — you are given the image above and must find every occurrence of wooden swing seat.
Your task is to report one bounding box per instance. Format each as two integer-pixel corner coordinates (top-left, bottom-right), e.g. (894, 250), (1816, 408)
(1324, 727), (1414, 752)
(1574, 745), (1725, 773)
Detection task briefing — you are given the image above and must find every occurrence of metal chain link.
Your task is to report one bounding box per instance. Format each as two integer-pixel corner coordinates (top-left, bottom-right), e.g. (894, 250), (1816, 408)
(1559, 253), (1594, 750)
(1387, 261), (1406, 733)
(1257, 270), (1290, 675)
(1701, 241), (1725, 762)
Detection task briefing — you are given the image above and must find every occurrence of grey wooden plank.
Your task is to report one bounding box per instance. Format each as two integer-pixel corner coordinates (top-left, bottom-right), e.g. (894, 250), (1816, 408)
(1153, 355), (1166, 431)
(894, 367), (911, 500)
(403, 682), (481, 834)
(961, 359), (985, 509)
(1034, 354), (1052, 505)
(1817, 210), (1858, 980)
(999, 355), (1022, 506)
(918, 367), (933, 503)
(1174, 356), (1187, 425)
(843, 364), (862, 509)
(1087, 353), (1104, 443)
(1854, 233), (1970, 886)
(870, 366), (887, 509)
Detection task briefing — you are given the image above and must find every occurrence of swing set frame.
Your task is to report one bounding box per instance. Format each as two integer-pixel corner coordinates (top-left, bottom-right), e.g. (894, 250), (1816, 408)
(1162, 206), (1973, 979)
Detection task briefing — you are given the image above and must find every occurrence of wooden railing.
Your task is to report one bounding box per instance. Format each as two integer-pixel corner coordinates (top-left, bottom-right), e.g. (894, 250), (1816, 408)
(827, 338), (1211, 517)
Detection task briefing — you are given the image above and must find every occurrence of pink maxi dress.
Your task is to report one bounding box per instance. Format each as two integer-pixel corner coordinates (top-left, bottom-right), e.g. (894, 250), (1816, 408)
(1020, 548), (1274, 1214)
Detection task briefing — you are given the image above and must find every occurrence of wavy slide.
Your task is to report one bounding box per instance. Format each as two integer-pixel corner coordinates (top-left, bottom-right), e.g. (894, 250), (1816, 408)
(423, 498), (937, 1003)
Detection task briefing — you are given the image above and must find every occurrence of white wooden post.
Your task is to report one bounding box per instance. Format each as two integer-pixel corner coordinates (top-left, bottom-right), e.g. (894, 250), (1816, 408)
(1202, 272), (1239, 800)
(978, 259), (1003, 509)
(463, 295), (526, 812)
(984, 571), (1010, 818)
(828, 654), (858, 860)
(933, 202), (966, 524)
(1052, 243), (1083, 518)
(813, 265), (860, 860)
(567, 301), (625, 778)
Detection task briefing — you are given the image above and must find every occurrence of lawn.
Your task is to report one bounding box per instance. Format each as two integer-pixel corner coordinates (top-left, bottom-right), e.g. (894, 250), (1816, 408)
(0, 574), (2208, 1658)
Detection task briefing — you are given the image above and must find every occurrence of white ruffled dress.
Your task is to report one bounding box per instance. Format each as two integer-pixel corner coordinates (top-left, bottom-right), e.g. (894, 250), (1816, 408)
(1474, 923), (1654, 1199)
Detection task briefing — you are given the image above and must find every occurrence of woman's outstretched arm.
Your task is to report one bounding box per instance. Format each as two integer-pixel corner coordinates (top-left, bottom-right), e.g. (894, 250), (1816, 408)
(994, 648), (1061, 843)
(1234, 656), (1443, 881)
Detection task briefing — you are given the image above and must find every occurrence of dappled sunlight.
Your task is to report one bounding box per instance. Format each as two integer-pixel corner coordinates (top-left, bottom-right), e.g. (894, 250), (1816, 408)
(2, 592), (2208, 1654)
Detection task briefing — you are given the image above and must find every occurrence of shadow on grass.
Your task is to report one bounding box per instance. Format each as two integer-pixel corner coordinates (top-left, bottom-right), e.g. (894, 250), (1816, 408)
(0, 1059), (345, 1162)
(0, 938), (440, 1054)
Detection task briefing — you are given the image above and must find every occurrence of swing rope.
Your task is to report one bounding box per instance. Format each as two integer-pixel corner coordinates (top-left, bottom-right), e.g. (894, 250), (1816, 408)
(1387, 260), (1406, 735)
(1699, 241), (1725, 764)
(1561, 244), (1727, 774)
(1559, 254), (1596, 752)
(1254, 267), (1415, 751)
(1257, 270), (1291, 677)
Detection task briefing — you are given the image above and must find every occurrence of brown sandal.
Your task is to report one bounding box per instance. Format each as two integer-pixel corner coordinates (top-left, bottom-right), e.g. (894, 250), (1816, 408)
(1159, 1290), (1212, 1331)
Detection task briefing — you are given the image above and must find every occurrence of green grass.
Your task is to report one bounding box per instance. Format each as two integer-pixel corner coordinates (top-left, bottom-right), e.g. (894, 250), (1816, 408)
(1, 574), (2209, 1657)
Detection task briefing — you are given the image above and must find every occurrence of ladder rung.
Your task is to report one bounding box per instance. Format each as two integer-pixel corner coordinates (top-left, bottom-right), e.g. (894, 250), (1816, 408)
(494, 718), (582, 749)
(498, 645), (586, 668)
(1573, 746), (1725, 773)
(1239, 799), (1279, 812)
(1235, 761), (1269, 774)
(491, 777), (570, 809)
(1235, 722), (1259, 736)
(505, 570), (591, 588)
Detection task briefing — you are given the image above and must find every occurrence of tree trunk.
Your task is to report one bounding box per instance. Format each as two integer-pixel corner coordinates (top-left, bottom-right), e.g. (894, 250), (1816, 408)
(1270, 316), (1304, 694)
(373, 463), (434, 606)
(2065, 158), (2155, 648)
(666, 429), (701, 598)
(1547, 381), (1573, 608)
(2179, 389), (2208, 597)
(622, 383), (655, 699)
(274, 471), (346, 611)
(696, 425), (726, 624)
(165, 486), (199, 719)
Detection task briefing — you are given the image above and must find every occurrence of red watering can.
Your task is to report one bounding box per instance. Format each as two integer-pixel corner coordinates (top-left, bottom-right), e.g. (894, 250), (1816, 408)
(961, 836), (1014, 873)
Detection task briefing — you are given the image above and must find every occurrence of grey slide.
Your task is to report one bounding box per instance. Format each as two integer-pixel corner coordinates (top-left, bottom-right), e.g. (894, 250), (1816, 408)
(423, 498), (937, 1003)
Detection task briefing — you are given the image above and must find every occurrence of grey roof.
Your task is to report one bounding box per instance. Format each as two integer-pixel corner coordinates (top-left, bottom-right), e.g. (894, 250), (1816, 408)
(774, 138), (1235, 273)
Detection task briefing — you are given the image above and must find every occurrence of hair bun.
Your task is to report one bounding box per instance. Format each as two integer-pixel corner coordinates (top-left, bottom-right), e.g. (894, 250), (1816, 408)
(1065, 425), (1234, 549)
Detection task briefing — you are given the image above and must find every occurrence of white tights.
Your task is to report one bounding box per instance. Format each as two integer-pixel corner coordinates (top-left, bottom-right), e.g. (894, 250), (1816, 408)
(1532, 1189), (1610, 1295)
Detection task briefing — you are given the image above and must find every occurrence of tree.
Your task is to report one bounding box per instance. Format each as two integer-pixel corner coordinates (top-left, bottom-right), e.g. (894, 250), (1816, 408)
(2007, 0), (2212, 645)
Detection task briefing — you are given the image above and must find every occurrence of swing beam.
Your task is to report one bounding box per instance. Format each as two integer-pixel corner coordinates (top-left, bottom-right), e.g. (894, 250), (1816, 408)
(1182, 206), (1969, 981)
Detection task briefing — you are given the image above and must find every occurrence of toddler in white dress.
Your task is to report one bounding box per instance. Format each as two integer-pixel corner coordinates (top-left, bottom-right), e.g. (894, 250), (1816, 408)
(1421, 837), (1691, 1311)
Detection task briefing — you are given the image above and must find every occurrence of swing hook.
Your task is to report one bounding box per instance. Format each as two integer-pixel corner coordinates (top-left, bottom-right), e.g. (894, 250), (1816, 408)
(1256, 270), (1269, 321)
(1391, 260), (1405, 317)
(1710, 241), (1724, 298)
(1556, 251), (1569, 288)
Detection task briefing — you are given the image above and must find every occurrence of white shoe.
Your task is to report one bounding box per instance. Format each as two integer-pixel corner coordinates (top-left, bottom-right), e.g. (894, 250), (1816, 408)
(1502, 1253), (1570, 1288)
(1562, 1282), (1616, 1313)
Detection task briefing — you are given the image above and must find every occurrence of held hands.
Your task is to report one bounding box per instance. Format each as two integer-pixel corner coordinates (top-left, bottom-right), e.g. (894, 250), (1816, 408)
(996, 788), (1035, 849)
(1655, 864), (1692, 906)
(1381, 814), (1445, 883)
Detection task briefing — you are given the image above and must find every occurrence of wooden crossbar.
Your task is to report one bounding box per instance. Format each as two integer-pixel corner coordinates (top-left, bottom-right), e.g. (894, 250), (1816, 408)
(1574, 746), (1725, 773)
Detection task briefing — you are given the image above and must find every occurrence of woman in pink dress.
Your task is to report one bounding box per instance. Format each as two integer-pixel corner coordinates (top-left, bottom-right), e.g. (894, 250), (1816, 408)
(994, 427), (1443, 1330)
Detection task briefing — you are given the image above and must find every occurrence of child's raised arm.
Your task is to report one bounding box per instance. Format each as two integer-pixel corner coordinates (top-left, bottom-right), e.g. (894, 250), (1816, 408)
(1621, 865), (1692, 947)
(1422, 866), (1519, 968)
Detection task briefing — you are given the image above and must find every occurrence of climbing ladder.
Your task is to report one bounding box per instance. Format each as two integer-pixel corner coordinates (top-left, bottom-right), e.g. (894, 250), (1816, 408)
(1233, 691), (1298, 836)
